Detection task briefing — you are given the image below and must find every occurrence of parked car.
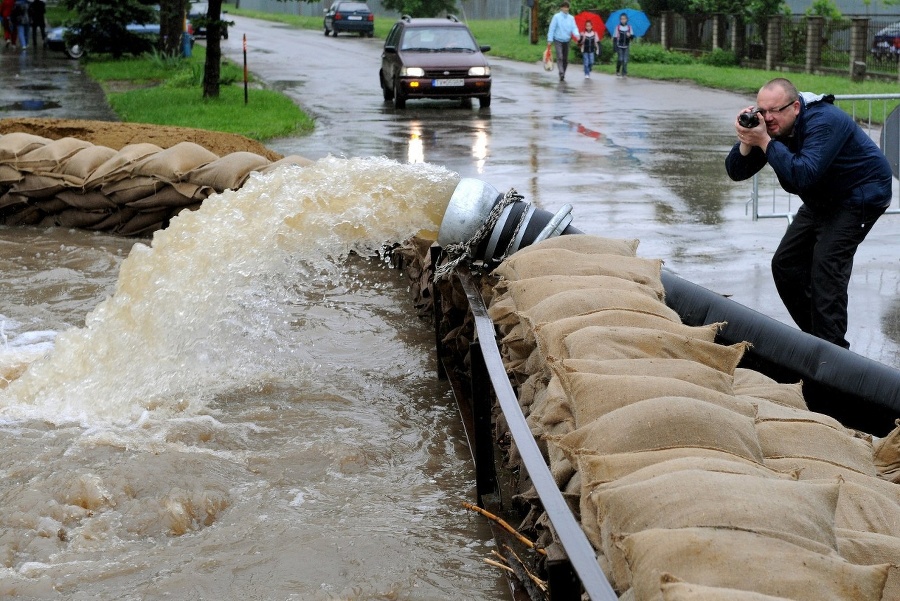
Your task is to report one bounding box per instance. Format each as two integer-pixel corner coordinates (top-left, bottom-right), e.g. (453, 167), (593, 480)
(323, 1), (374, 38)
(189, 1), (229, 40)
(46, 22), (162, 59)
(379, 15), (492, 109)
(871, 21), (900, 63)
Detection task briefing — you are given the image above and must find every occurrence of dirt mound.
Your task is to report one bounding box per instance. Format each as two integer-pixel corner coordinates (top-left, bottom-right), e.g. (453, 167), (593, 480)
(0, 118), (284, 162)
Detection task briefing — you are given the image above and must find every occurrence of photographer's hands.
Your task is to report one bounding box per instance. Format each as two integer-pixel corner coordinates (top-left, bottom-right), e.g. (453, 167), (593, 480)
(734, 105), (771, 155)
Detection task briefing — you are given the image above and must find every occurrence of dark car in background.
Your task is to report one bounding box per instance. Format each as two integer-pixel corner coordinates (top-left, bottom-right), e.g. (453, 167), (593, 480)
(189, 1), (229, 40)
(46, 22), (161, 59)
(323, 1), (374, 38)
(379, 15), (492, 109)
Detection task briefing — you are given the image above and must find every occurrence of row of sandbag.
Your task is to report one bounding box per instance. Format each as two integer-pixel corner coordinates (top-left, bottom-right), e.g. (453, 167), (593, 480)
(0, 132), (311, 236)
(484, 233), (900, 601)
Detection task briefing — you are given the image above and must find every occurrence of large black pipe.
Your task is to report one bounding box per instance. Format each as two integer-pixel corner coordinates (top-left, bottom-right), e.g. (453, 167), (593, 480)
(660, 270), (900, 436)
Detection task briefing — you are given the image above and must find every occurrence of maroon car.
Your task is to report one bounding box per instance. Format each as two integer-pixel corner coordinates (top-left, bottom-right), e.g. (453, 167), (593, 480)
(379, 15), (492, 109)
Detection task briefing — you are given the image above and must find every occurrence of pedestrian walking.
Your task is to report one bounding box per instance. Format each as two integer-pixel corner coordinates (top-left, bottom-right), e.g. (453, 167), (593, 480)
(579, 20), (599, 79)
(613, 13), (634, 77)
(11, 0), (27, 49)
(1, 0), (15, 47)
(28, 0), (45, 46)
(725, 77), (894, 349)
(546, 1), (579, 82)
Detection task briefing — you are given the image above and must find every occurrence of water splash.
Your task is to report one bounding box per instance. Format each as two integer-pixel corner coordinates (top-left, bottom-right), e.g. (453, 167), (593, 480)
(0, 156), (459, 425)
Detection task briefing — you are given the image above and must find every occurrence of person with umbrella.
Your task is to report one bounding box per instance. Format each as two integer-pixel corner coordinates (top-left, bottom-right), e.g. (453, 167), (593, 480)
(546, 1), (580, 82)
(612, 12), (634, 77)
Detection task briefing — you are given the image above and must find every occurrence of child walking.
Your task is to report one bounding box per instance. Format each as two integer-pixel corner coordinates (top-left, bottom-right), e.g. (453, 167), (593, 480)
(579, 20), (600, 79)
(614, 13), (634, 77)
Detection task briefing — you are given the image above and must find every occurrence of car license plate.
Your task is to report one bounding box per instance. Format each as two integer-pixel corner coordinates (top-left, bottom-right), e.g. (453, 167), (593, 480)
(348, 15), (362, 20)
(433, 79), (464, 87)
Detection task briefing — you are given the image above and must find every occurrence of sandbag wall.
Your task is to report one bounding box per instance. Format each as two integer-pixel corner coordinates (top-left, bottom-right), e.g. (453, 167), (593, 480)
(0, 133), (310, 236)
(483, 234), (900, 601)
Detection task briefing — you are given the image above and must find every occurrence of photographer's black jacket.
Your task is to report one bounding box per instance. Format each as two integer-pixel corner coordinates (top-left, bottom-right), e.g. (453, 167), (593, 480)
(725, 93), (893, 211)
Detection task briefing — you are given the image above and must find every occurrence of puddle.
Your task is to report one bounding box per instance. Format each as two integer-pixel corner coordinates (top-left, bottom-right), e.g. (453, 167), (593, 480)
(0, 99), (62, 111)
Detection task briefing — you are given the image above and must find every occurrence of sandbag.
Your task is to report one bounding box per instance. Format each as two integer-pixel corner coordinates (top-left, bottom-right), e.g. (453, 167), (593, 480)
(130, 141), (219, 182)
(620, 527), (889, 601)
(0, 132), (51, 160)
(560, 357), (735, 396)
(659, 574), (797, 601)
(874, 419), (900, 483)
(510, 234), (640, 258)
(596, 470), (840, 590)
(836, 528), (900, 601)
(553, 370), (755, 429)
(562, 325), (749, 375)
(84, 143), (164, 188)
(185, 151), (272, 191)
(555, 396), (764, 464)
(492, 249), (665, 298)
(733, 381), (807, 410)
(756, 419), (876, 476)
(14, 137), (91, 171)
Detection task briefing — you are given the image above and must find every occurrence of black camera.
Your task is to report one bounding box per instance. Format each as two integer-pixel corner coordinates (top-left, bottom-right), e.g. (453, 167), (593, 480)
(739, 108), (760, 128)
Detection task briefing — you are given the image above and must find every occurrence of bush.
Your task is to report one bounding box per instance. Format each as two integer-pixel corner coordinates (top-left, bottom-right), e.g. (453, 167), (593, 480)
(701, 48), (739, 67)
(630, 43), (694, 64)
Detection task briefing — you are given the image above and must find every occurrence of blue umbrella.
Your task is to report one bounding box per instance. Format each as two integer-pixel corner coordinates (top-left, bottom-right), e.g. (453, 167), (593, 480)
(605, 8), (651, 38)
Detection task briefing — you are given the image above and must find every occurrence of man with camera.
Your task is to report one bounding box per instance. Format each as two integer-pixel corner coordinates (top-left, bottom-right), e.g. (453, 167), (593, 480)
(725, 77), (893, 350)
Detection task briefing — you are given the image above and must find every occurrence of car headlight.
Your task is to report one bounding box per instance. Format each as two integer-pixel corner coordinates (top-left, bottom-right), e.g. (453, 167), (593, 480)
(468, 66), (490, 77)
(401, 67), (425, 77)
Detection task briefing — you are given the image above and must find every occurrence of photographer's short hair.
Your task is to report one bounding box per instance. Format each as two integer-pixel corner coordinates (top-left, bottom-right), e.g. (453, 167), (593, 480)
(560, 1), (570, 7)
(763, 78), (799, 102)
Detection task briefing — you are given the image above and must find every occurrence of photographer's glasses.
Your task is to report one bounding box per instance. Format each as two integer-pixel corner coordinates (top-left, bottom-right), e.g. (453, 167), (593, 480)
(757, 101), (796, 117)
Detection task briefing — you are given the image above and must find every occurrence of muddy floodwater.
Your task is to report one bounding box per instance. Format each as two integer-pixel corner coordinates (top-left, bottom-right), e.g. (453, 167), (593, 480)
(0, 159), (511, 600)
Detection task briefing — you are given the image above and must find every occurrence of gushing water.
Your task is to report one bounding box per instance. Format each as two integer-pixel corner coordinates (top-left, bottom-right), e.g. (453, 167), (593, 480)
(0, 157), (508, 600)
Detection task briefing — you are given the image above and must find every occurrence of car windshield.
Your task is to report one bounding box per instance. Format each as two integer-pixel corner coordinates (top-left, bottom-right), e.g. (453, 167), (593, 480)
(400, 27), (478, 52)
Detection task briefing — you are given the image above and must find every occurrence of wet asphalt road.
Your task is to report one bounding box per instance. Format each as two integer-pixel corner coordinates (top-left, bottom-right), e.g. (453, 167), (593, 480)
(3, 19), (900, 368)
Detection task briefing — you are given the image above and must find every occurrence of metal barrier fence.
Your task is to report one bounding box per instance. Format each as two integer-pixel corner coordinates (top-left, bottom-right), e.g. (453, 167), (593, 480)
(748, 93), (900, 222)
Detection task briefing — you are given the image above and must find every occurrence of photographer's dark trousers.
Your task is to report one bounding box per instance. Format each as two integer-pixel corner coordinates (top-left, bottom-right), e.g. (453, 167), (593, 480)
(553, 40), (569, 80)
(771, 202), (886, 349)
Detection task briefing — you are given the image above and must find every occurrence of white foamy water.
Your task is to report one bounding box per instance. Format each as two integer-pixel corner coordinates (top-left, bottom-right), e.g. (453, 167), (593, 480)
(0, 157), (508, 600)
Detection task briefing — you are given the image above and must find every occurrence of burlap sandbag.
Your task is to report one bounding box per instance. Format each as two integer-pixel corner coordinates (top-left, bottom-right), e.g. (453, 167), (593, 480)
(0, 162), (22, 184)
(130, 141), (220, 182)
(756, 420), (876, 476)
(554, 370), (756, 429)
(560, 358), (735, 396)
(9, 173), (66, 198)
(835, 478), (900, 536)
(83, 143), (165, 188)
(562, 326), (749, 375)
(255, 154), (314, 174)
(488, 274), (662, 331)
(56, 189), (117, 211)
(554, 396), (764, 464)
(101, 176), (163, 205)
(577, 453), (784, 553)
(492, 249), (665, 297)
(0, 132), (51, 160)
(185, 151), (271, 191)
(753, 397), (844, 430)
(873, 419), (900, 483)
(13, 137), (92, 171)
(545, 420), (577, 487)
(526, 373), (573, 436)
(116, 207), (177, 236)
(60, 145), (118, 181)
(836, 528), (900, 601)
(658, 574), (796, 601)
(596, 470), (840, 590)
(620, 527), (888, 601)
(509, 234), (640, 258)
(733, 367), (779, 389)
(528, 309), (717, 365)
(50, 208), (110, 229)
(126, 185), (197, 210)
(733, 381), (806, 410)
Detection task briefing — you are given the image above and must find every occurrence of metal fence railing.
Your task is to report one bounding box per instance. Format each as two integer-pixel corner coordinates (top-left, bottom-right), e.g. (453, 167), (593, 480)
(748, 93), (900, 222)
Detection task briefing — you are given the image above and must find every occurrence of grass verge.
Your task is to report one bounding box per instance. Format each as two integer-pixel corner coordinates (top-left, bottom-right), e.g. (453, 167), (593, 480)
(83, 44), (313, 141)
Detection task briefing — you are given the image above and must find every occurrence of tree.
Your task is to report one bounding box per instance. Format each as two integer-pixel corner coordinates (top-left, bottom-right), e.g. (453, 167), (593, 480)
(62, 0), (158, 59)
(379, 0), (458, 17)
(202, 0), (226, 98)
(159, 0), (190, 58)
